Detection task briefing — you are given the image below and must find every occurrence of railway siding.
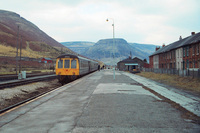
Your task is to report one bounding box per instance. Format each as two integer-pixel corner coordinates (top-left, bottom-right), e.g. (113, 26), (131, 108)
(0, 74), (56, 89)
(0, 79), (61, 111)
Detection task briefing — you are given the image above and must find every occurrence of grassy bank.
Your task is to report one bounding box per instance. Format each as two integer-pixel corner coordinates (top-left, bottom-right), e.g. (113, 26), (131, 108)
(136, 72), (200, 93)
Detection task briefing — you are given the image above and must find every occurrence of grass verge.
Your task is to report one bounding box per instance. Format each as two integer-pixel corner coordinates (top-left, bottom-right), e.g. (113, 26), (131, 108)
(136, 72), (200, 93)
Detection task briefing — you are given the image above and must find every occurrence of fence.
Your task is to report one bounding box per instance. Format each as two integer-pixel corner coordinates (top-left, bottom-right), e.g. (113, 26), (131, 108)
(143, 68), (200, 78)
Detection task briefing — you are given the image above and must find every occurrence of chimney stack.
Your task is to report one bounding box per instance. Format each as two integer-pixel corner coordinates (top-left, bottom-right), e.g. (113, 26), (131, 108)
(191, 32), (195, 35)
(155, 46), (160, 51)
(162, 43), (165, 47)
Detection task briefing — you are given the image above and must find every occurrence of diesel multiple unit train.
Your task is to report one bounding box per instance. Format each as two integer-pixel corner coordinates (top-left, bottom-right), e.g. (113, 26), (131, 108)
(55, 54), (99, 84)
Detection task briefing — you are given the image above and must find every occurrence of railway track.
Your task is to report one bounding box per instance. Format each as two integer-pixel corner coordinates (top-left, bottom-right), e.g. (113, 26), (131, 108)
(0, 72), (55, 81)
(0, 74), (59, 114)
(0, 71), (95, 115)
(0, 74), (57, 89)
(0, 83), (59, 114)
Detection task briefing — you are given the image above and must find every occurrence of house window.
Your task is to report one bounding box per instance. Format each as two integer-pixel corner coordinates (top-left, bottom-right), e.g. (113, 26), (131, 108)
(170, 63), (172, 69)
(199, 60), (200, 68)
(183, 47), (185, 57)
(186, 47), (189, 57)
(174, 51), (176, 59)
(177, 50), (179, 58)
(178, 62), (179, 69)
(193, 60), (195, 68)
(186, 60), (189, 68)
(181, 62), (183, 70)
(170, 52), (172, 59)
(197, 44), (199, 55)
(193, 45), (195, 55)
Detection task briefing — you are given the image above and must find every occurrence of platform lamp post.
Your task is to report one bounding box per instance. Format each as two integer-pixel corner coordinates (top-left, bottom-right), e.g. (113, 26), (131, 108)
(106, 18), (115, 80)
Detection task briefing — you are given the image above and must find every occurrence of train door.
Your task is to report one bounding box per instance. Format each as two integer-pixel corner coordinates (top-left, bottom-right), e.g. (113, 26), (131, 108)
(88, 61), (91, 71)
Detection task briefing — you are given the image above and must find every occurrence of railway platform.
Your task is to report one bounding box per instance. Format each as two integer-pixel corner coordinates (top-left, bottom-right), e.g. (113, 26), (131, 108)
(0, 69), (200, 133)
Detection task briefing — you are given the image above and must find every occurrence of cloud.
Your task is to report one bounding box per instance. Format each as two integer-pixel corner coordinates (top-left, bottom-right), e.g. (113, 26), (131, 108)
(0, 0), (199, 45)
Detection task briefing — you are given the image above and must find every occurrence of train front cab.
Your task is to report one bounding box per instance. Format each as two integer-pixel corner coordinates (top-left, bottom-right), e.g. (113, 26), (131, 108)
(56, 57), (79, 84)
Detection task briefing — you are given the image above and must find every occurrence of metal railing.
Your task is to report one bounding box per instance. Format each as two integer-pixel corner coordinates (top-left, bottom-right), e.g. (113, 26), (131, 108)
(143, 68), (200, 78)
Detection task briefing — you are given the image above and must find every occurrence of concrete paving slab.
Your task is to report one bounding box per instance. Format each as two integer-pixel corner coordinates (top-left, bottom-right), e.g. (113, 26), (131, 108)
(94, 83), (161, 100)
(0, 70), (199, 133)
(123, 72), (200, 117)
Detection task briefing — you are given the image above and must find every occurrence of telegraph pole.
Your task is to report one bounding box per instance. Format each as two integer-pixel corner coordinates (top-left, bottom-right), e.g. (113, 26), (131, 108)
(16, 25), (19, 75)
(19, 35), (22, 73)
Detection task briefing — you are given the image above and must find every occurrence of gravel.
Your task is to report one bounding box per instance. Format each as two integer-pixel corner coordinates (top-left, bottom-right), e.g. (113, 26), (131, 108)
(0, 79), (61, 110)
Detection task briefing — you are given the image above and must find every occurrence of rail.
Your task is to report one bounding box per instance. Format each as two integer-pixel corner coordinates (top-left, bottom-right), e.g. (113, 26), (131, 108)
(0, 74), (58, 114)
(0, 84), (57, 114)
(0, 72), (55, 82)
(0, 74), (57, 89)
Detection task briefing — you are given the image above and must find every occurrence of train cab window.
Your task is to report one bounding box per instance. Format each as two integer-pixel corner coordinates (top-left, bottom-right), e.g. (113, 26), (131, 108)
(58, 59), (63, 68)
(64, 60), (70, 68)
(71, 59), (77, 68)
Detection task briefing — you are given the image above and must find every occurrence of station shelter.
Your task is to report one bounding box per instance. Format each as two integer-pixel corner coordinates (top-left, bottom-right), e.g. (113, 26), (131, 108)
(117, 57), (148, 72)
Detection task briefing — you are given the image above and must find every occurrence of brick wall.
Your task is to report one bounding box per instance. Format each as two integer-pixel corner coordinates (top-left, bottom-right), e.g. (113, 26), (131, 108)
(183, 42), (200, 69)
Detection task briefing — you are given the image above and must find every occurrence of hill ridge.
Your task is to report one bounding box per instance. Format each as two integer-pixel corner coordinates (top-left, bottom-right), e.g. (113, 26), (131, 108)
(62, 38), (157, 64)
(0, 10), (74, 58)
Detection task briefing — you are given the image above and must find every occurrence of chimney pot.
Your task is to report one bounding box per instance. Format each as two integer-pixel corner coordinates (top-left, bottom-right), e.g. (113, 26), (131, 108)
(179, 36), (182, 40)
(191, 32), (195, 35)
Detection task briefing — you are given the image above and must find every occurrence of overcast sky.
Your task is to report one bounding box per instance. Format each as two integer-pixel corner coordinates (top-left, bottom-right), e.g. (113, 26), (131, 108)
(0, 0), (200, 45)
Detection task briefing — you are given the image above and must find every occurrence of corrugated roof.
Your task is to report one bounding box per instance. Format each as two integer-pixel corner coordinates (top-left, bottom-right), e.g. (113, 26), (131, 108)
(118, 58), (133, 63)
(118, 57), (143, 63)
(43, 57), (52, 60)
(150, 32), (200, 56)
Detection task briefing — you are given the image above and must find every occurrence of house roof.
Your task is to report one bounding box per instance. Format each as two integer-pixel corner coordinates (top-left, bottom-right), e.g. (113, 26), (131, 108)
(150, 32), (200, 56)
(42, 58), (52, 60)
(118, 57), (144, 64)
(118, 58), (133, 63)
(132, 57), (143, 62)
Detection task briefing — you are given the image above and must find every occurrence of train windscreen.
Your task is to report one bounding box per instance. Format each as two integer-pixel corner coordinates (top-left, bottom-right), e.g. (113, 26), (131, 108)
(64, 60), (70, 68)
(71, 59), (77, 68)
(58, 59), (63, 68)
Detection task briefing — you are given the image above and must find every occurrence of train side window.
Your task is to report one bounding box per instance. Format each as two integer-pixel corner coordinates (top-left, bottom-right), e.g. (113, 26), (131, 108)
(71, 59), (77, 68)
(64, 60), (70, 68)
(58, 59), (63, 68)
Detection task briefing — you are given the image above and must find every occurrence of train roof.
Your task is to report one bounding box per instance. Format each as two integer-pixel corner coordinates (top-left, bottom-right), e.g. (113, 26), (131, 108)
(57, 54), (78, 59)
(57, 54), (98, 63)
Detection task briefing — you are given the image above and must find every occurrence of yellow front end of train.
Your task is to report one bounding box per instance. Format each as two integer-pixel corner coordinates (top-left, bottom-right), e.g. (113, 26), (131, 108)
(56, 56), (79, 83)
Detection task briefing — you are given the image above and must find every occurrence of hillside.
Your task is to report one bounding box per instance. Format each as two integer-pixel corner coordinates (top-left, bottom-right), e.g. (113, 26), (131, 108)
(61, 41), (95, 54)
(62, 39), (157, 65)
(129, 43), (157, 57)
(0, 10), (74, 58)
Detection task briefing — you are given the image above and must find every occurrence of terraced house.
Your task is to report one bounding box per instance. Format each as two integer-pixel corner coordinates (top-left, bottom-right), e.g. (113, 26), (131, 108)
(149, 32), (200, 77)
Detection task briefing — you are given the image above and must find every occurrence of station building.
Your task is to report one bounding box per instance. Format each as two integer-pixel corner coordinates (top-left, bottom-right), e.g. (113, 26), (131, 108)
(117, 57), (149, 71)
